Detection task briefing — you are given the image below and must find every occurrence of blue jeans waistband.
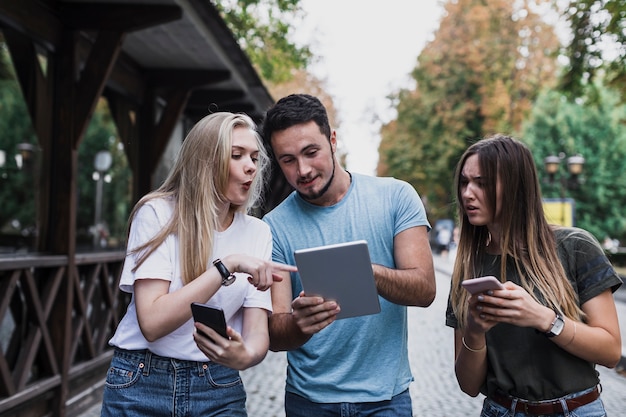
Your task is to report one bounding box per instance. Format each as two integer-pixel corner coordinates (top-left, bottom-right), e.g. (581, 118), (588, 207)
(113, 348), (209, 374)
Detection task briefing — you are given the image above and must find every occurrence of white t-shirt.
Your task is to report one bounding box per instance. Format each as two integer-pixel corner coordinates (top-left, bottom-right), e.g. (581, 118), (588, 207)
(109, 197), (273, 361)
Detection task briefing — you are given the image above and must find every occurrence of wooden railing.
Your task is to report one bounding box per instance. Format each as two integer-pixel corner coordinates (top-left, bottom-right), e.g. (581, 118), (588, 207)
(0, 251), (128, 417)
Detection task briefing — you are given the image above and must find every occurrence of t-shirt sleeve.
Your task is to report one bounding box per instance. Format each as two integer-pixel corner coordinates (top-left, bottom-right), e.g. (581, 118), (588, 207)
(119, 203), (174, 293)
(393, 180), (431, 235)
(560, 228), (623, 305)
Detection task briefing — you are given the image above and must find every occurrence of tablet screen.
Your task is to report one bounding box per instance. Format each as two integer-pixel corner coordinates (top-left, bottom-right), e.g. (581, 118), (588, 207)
(294, 240), (381, 319)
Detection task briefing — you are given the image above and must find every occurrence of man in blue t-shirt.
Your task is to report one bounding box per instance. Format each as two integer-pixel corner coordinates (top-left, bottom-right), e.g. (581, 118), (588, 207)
(261, 94), (436, 417)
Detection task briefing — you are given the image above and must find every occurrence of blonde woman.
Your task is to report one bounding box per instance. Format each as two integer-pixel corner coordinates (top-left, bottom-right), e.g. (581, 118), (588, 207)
(101, 112), (296, 417)
(446, 134), (622, 417)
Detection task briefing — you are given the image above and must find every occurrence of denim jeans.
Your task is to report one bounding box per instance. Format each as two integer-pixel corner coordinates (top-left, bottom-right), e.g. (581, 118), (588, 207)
(481, 386), (607, 417)
(284, 389), (412, 417)
(101, 349), (247, 417)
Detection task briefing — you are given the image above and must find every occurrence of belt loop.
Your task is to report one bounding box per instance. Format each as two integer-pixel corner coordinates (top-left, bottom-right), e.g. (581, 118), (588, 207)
(142, 350), (152, 376)
(559, 397), (570, 416)
(510, 397), (518, 414)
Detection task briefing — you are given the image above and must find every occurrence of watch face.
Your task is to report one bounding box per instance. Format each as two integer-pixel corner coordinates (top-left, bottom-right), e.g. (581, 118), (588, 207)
(548, 314), (565, 337)
(222, 275), (236, 286)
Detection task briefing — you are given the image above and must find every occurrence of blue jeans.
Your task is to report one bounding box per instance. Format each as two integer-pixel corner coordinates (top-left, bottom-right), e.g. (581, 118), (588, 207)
(284, 389), (412, 417)
(481, 387), (607, 417)
(101, 349), (247, 417)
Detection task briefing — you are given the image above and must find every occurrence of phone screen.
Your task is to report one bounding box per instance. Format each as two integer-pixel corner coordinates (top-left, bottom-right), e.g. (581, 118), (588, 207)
(190, 303), (228, 340)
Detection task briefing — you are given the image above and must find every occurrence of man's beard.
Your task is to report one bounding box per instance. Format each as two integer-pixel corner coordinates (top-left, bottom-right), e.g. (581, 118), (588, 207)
(297, 157), (335, 202)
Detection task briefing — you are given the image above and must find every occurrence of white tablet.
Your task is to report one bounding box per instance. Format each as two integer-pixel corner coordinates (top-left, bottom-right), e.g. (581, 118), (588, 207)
(294, 240), (381, 320)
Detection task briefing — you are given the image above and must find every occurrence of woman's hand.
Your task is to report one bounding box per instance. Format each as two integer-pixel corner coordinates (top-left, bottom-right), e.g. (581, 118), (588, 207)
(222, 255), (297, 291)
(194, 323), (253, 370)
(470, 281), (554, 332)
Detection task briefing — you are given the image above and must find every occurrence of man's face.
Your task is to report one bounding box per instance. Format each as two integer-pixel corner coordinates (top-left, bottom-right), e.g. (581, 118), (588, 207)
(271, 120), (337, 204)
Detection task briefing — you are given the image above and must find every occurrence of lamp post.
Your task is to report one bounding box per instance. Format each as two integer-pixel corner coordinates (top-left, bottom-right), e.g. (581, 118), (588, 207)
(93, 150), (112, 247)
(543, 152), (585, 226)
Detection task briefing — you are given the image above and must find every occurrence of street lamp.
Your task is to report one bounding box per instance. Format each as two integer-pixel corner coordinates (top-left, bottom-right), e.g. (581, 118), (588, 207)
(543, 152), (585, 226)
(93, 150), (112, 247)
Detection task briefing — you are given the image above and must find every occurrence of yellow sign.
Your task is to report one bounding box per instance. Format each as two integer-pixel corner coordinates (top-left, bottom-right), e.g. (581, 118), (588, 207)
(542, 199), (575, 227)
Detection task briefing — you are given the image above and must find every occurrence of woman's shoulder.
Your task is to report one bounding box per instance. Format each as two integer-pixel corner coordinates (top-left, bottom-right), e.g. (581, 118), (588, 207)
(133, 195), (174, 223)
(554, 226), (602, 252)
(554, 226), (597, 242)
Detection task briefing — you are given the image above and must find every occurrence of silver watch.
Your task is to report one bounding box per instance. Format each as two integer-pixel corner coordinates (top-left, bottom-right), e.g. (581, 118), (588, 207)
(545, 311), (565, 338)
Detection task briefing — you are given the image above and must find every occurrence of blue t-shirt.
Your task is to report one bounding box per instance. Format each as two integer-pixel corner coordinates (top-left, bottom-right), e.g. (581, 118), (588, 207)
(263, 173), (430, 403)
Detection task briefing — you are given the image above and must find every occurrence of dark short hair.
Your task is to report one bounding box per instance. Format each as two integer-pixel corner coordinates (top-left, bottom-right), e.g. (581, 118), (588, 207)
(262, 94), (331, 148)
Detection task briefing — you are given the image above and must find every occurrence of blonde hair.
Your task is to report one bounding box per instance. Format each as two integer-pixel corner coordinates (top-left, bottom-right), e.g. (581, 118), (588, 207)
(128, 112), (269, 284)
(450, 134), (584, 328)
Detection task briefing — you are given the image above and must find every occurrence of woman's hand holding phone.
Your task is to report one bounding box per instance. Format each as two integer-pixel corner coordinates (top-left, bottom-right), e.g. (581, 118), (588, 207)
(461, 276), (504, 295)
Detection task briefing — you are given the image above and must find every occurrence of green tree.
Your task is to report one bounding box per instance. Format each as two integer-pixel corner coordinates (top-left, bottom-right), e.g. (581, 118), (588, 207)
(213, 0), (312, 83)
(378, 0), (559, 221)
(522, 84), (626, 242)
(76, 99), (132, 249)
(0, 41), (38, 248)
(557, 0), (626, 100)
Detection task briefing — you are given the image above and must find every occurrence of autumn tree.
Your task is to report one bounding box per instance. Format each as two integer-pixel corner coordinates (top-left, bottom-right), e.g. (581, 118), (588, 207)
(378, 0), (560, 220)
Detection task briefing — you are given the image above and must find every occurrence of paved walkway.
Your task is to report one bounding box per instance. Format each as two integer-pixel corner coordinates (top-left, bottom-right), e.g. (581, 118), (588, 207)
(78, 254), (626, 416)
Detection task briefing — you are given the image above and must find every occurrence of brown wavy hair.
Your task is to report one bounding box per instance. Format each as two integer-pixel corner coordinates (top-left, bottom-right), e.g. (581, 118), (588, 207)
(450, 134), (583, 328)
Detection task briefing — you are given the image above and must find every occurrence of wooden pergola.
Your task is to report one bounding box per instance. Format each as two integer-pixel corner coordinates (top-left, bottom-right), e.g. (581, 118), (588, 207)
(0, 1), (288, 415)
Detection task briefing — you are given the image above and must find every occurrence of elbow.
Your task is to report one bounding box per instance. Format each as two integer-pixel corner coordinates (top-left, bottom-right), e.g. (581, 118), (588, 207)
(415, 285), (436, 307)
(600, 348), (623, 369)
(138, 321), (161, 343)
(141, 329), (160, 343)
(461, 386), (481, 398)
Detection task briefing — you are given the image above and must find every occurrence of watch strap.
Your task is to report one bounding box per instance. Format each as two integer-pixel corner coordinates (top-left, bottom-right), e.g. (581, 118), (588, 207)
(213, 259), (236, 286)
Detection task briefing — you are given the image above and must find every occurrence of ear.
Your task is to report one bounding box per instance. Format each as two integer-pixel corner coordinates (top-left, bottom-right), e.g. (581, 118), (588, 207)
(329, 130), (337, 153)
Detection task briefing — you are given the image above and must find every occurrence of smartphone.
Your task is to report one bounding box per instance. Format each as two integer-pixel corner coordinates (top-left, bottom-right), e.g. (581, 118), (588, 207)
(461, 276), (504, 295)
(190, 302), (228, 341)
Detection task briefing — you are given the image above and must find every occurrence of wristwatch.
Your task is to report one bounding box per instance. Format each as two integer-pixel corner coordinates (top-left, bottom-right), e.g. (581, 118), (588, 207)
(213, 259), (236, 286)
(545, 311), (565, 337)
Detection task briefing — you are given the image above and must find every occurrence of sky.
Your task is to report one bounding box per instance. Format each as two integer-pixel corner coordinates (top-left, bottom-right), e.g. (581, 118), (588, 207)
(295, 0), (445, 175)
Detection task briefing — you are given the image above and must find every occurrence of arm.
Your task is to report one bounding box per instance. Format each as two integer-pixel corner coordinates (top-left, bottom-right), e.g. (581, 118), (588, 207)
(372, 225), (436, 306)
(268, 269), (339, 351)
(477, 284), (622, 368)
(135, 270), (222, 342)
(135, 255), (294, 341)
(194, 307), (270, 370)
(453, 328), (488, 397)
(544, 290), (621, 368)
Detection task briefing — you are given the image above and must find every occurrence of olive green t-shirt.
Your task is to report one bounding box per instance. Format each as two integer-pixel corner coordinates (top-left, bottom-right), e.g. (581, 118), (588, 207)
(445, 227), (622, 401)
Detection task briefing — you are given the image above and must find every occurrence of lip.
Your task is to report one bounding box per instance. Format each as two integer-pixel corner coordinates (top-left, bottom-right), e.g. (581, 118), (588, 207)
(297, 176), (317, 187)
(242, 181), (252, 190)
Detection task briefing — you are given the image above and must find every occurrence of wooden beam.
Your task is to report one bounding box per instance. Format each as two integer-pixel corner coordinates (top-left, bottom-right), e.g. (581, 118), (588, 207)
(187, 88), (245, 109)
(148, 68), (231, 89)
(73, 30), (125, 146)
(60, 3), (182, 32)
(104, 89), (138, 173)
(0, 0), (62, 49)
(150, 88), (191, 173)
(3, 26), (46, 139)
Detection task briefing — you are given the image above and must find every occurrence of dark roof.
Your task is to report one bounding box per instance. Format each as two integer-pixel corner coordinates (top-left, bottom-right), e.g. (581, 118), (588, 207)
(0, 0), (274, 122)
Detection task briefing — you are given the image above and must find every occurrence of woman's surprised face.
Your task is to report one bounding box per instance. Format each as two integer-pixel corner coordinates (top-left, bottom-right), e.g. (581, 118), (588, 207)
(460, 154), (501, 227)
(226, 127), (259, 206)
